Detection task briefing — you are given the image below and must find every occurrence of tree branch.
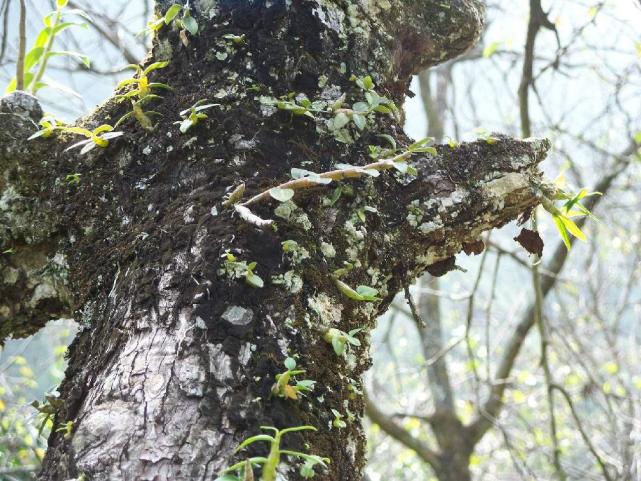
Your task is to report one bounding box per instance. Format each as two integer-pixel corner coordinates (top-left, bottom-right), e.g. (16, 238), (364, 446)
(469, 141), (638, 443)
(0, 91), (72, 342)
(365, 391), (441, 470)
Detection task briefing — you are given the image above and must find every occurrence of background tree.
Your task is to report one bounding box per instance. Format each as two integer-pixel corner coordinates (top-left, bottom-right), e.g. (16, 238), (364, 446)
(365, 1), (641, 481)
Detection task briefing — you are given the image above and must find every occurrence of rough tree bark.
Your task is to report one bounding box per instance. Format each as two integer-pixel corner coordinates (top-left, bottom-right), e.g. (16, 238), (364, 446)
(0, 1), (551, 480)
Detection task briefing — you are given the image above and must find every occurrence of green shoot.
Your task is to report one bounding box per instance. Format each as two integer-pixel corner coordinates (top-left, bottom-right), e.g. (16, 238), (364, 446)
(219, 251), (264, 288)
(542, 188), (600, 250)
(217, 426), (329, 481)
(116, 62), (172, 102)
(145, 3), (198, 38)
(333, 279), (379, 302)
(330, 409), (347, 429)
(115, 98), (164, 132)
(28, 116), (66, 139)
(55, 420), (74, 439)
(323, 328), (363, 357)
(65, 173), (81, 185)
(6, 0), (90, 95)
(175, 100), (220, 133)
(271, 357), (316, 400)
(31, 393), (63, 437)
(29, 123), (123, 155)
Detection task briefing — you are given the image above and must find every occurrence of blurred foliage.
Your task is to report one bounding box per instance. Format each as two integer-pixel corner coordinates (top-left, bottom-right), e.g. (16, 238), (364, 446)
(0, 321), (75, 479)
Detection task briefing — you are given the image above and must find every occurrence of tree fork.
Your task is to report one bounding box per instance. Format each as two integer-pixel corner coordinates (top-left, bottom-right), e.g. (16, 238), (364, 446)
(0, 1), (551, 480)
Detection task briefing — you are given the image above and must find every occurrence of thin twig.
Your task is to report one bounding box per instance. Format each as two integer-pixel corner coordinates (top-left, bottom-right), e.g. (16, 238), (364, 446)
(404, 285), (426, 329)
(551, 383), (614, 481)
(16, 0), (26, 90)
(531, 213), (567, 481)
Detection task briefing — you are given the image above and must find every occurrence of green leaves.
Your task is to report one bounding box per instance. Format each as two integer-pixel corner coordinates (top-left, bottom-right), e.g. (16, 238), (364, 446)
(245, 262), (264, 288)
(222, 426), (328, 481)
(219, 251), (264, 288)
(291, 168), (332, 185)
(181, 14), (199, 36)
(175, 100), (220, 133)
(116, 61), (171, 102)
(330, 409), (347, 429)
(284, 357), (297, 370)
(352, 75), (375, 91)
(30, 122), (123, 155)
(269, 187), (295, 203)
(164, 4), (182, 24)
(5, 2), (89, 95)
(543, 187), (599, 250)
(483, 40), (501, 58)
(407, 137), (437, 155)
(333, 279), (380, 302)
(323, 328), (364, 357)
(272, 357), (316, 400)
(146, 4), (199, 37)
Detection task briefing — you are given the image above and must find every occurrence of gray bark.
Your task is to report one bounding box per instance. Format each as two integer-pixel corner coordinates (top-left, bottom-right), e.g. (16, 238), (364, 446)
(0, 1), (551, 480)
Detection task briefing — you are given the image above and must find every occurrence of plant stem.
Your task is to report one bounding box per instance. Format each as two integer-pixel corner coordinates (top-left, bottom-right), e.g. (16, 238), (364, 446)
(16, 0), (26, 90)
(29, 6), (62, 94)
(242, 151), (411, 206)
(532, 214), (567, 481)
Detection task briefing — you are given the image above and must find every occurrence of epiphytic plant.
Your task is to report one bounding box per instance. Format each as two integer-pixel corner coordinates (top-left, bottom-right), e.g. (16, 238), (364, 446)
(217, 426), (329, 481)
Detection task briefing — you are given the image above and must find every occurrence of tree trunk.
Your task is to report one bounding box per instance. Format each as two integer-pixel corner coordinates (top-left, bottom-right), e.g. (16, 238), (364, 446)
(0, 1), (551, 480)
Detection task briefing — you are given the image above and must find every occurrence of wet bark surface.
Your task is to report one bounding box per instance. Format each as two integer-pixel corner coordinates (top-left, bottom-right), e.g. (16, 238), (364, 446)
(0, 1), (550, 480)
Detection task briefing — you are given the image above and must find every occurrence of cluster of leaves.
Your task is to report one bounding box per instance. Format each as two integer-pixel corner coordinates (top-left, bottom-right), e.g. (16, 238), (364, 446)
(31, 393), (63, 437)
(281, 240), (309, 264)
(216, 426), (329, 481)
(6, 0), (89, 95)
(332, 409), (356, 429)
(325, 75), (399, 143)
(29, 121), (123, 155)
(146, 3), (198, 41)
(114, 62), (172, 131)
(544, 188), (599, 250)
(271, 357), (315, 400)
(210, 33), (247, 62)
(219, 251), (264, 288)
(175, 100), (220, 133)
(260, 74), (398, 144)
(474, 127), (499, 145)
(323, 328), (363, 357)
(116, 62), (172, 101)
(333, 279), (380, 302)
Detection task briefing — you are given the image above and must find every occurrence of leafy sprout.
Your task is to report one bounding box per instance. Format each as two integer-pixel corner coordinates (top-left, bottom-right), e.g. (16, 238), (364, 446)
(55, 420), (74, 440)
(28, 116), (66, 139)
(5, 0), (90, 95)
(146, 3), (199, 37)
(330, 409), (347, 429)
(333, 278), (380, 302)
(219, 251), (265, 288)
(323, 327), (364, 357)
(63, 125), (124, 155)
(175, 100), (220, 133)
(271, 357), (316, 400)
(542, 188), (600, 250)
(116, 61), (172, 102)
(31, 393), (63, 437)
(217, 426), (329, 481)
(65, 173), (81, 186)
(115, 98), (164, 132)
(29, 123), (124, 155)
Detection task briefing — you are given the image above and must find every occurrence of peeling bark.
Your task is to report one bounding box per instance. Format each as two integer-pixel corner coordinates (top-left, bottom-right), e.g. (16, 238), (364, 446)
(0, 1), (550, 480)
